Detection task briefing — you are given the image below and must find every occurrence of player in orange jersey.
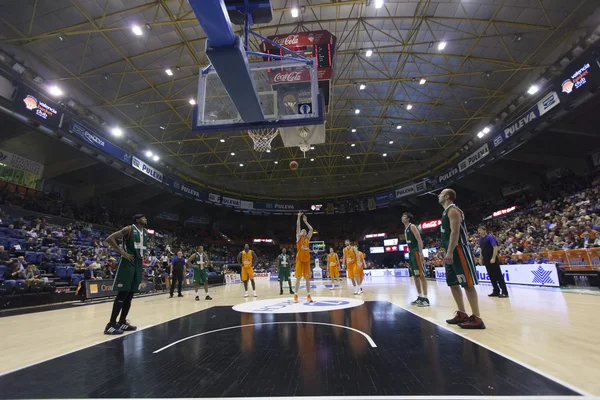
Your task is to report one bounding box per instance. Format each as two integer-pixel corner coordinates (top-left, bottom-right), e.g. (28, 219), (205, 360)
(327, 247), (341, 289)
(343, 239), (360, 294)
(354, 246), (366, 294)
(294, 212), (314, 303)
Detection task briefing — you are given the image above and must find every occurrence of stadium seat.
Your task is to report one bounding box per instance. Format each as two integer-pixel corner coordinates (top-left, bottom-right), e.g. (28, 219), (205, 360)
(25, 251), (37, 263)
(71, 274), (84, 286)
(14, 280), (27, 294)
(55, 266), (67, 278)
(0, 280), (16, 295)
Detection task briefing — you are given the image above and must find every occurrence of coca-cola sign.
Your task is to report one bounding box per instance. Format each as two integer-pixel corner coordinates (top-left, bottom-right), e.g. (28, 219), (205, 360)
(420, 219), (442, 230)
(272, 34), (300, 46)
(265, 31), (334, 48)
(273, 71), (304, 83)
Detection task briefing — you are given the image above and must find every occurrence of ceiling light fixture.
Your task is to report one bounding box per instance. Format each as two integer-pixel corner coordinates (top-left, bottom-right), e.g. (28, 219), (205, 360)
(230, 152), (235, 156)
(310, 158), (314, 161)
(153, 155), (160, 161)
(48, 85), (63, 97)
(310, 146), (315, 150)
(382, 153), (387, 157)
(159, 126), (165, 130)
(189, 99), (196, 105)
(111, 127), (123, 137)
(354, 109), (361, 114)
(220, 138), (225, 142)
(346, 156), (351, 159)
(419, 78), (426, 85)
(131, 25), (143, 36)
(375, 0), (384, 8)
(239, 163), (244, 167)
(406, 104), (413, 110)
(527, 85), (539, 95)
(165, 68), (173, 76)
(291, 8), (299, 18)
(351, 143), (356, 147)
(266, 149), (270, 153)
(389, 140), (394, 144)
(477, 131), (484, 139)
(145, 150), (153, 158)
(274, 161), (279, 164)
(351, 128), (357, 133)
(437, 41), (447, 50)
(359, 84), (366, 90)
(396, 125), (402, 130)
(483, 126), (491, 134)
(365, 49), (373, 57)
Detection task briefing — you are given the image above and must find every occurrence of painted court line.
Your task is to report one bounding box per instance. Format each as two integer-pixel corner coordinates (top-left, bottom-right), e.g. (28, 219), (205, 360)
(388, 301), (593, 398)
(0, 306), (215, 378)
(153, 321), (377, 353)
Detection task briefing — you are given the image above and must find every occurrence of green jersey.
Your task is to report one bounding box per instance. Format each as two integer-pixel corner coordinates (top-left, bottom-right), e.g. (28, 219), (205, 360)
(405, 223), (419, 252)
(440, 204), (469, 250)
(278, 254), (290, 269)
(194, 252), (209, 269)
(123, 224), (147, 260)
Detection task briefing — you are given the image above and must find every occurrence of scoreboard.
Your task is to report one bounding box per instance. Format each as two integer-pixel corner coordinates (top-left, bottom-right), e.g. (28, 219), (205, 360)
(262, 30), (336, 111)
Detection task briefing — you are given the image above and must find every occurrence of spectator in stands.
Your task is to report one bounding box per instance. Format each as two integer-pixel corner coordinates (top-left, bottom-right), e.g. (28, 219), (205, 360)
(74, 258), (86, 271)
(0, 245), (9, 263)
(42, 234), (55, 247)
(16, 256), (26, 271)
(64, 250), (75, 264)
(23, 264), (40, 284)
(90, 258), (102, 270)
(84, 263), (101, 281)
(54, 249), (63, 262)
(42, 249), (53, 263)
(4, 262), (21, 280)
(24, 237), (36, 251)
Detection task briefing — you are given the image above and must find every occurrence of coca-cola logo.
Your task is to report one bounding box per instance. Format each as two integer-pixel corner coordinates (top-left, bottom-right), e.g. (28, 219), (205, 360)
(421, 219), (442, 230)
(273, 71), (304, 83)
(273, 34), (300, 46)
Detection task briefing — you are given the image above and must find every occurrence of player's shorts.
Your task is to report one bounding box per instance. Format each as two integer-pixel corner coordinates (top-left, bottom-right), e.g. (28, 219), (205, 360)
(241, 266), (254, 281)
(296, 261), (311, 279)
(329, 265), (340, 279)
(347, 262), (357, 279)
(445, 245), (478, 288)
(278, 267), (291, 281)
(112, 258), (143, 292)
(193, 268), (208, 284)
(408, 251), (425, 277)
(354, 264), (364, 280)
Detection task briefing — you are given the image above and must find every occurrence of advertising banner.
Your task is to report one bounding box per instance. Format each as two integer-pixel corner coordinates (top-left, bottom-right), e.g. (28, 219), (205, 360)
(225, 274), (241, 284)
(436, 167), (459, 185)
(490, 91), (560, 150)
(0, 148), (44, 178)
(85, 279), (153, 299)
(13, 84), (63, 128)
(167, 178), (206, 201)
(240, 200), (254, 209)
(458, 143), (490, 172)
(434, 264), (559, 287)
(69, 121), (132, 165)
(208, 193), (221, 203)
(255, 202), (297, 211)
(395, 180), (426, 199)
(555, 44), (600, 103)
(156, 212), (179, 221)
(132, 156), (163, 183)
(362, 268), (410, 278)
(185, 216), (210, 225)
(222, 196), (241, 207)
(374, 191), (395, 206)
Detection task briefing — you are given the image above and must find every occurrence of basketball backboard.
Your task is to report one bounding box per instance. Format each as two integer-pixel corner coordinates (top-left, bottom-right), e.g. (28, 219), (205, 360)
(193, 59), (324, 133)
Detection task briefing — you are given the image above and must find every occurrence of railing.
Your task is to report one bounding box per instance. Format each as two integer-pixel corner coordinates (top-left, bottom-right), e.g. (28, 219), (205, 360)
(498, 248), (600, 271)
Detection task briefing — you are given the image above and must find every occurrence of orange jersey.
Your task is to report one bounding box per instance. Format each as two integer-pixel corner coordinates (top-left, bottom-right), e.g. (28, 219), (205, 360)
(327, 253), (339, 268)
(297, 236), (310, 262)
(241, 251), (253, 268)
(344, 247), (357, 266)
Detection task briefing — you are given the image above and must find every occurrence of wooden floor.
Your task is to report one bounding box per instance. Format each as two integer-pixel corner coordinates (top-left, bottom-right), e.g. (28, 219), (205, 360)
(1, 277), (599, 397)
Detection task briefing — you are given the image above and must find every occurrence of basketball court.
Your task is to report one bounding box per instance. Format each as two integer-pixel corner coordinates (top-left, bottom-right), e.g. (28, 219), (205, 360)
(1, 277), (599, 399)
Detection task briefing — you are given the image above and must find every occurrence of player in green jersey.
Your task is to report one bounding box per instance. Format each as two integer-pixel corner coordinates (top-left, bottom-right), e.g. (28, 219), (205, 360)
(402, 212), (429, 307)
(277, 248), (294, 295)
(102, 214), (148, 335)
(186, 245), (212, 301)
(438, 189), (485, 329)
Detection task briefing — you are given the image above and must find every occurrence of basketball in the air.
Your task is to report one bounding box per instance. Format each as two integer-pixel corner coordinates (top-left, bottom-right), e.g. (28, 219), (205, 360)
(289, 161), (299, 170)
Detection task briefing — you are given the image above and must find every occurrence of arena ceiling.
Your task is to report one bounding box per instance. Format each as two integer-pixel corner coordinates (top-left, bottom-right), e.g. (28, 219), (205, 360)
(0, 0), (599, 200)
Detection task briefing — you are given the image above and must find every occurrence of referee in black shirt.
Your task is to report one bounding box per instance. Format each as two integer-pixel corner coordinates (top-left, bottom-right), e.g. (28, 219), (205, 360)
(170, 250), (186, 298)
(477, 226), (508, 298)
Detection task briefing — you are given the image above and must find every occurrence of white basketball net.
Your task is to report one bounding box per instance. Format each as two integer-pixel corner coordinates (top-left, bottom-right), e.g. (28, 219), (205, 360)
(248, 128), (279, 152)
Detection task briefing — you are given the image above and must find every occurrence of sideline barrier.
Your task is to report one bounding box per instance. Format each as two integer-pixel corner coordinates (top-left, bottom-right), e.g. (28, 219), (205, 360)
(434, 264), (561, 288)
